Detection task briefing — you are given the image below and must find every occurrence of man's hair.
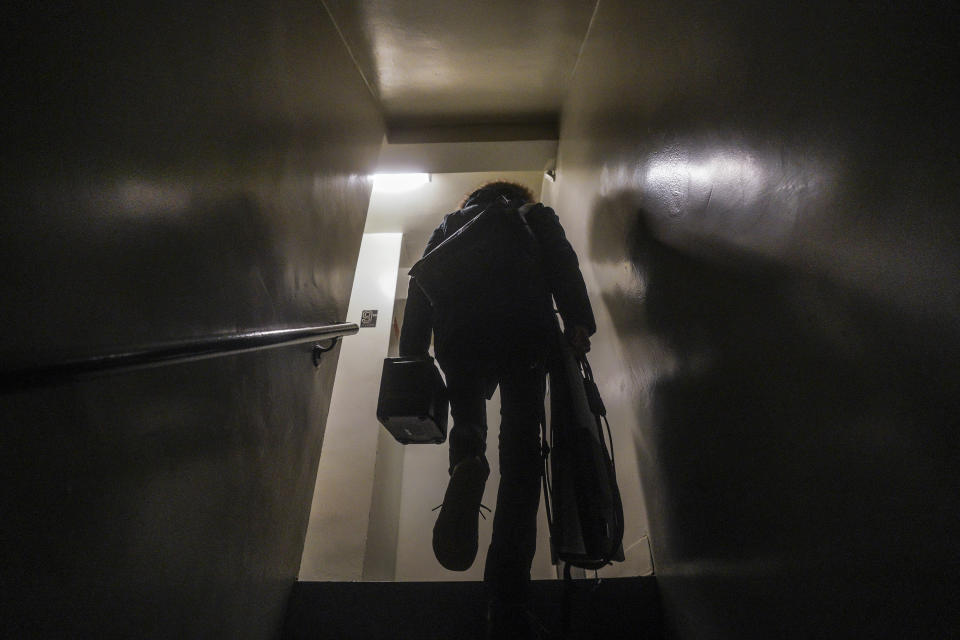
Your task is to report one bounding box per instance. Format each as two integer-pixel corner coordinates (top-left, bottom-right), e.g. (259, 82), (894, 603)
(459, 180), (534, 209)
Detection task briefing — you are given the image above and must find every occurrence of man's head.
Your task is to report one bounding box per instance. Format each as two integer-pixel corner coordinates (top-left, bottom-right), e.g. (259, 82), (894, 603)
(460, 181), (534, 209)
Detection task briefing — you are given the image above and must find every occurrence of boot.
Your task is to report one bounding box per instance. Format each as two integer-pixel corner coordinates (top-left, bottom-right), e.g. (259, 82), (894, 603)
(432, 455), (490, 571)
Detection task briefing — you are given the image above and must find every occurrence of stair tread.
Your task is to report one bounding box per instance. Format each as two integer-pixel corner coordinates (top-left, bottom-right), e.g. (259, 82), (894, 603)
(282, 576), (663, 640)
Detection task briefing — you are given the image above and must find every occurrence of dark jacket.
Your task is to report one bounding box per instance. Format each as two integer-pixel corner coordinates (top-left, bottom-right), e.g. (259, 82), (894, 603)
(399, 199), (596, 373)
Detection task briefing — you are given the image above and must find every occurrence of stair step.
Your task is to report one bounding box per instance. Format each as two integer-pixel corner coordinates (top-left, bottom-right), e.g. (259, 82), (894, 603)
(282, 576), (663, 640)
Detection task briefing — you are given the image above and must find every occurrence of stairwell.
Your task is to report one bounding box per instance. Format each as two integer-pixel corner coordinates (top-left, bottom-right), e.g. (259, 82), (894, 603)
(3, 1), (959, 638)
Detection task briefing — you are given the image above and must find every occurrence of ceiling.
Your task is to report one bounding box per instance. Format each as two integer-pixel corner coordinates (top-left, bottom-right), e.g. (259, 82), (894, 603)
(322, 0), (598, 140)
(326, 2), (589, 270)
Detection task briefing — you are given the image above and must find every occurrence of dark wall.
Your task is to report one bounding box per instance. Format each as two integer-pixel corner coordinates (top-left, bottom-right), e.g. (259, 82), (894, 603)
(1, 2), (384, 637)
(552, 1), (959, 637)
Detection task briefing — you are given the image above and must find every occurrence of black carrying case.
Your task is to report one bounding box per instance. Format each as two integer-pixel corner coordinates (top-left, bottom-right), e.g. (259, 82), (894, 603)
(546, 332), (625, 570)
(376, 356), (448, 444)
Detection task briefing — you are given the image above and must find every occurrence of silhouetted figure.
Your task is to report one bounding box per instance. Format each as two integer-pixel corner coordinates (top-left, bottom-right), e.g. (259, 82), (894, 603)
(400, 181), (595, 638)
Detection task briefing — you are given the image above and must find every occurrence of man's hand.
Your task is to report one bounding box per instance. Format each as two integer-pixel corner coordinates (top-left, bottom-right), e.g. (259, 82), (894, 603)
(568, 325), (591, 357)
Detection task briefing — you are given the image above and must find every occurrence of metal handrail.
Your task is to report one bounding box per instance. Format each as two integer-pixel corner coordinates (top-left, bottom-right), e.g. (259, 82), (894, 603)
(1, 322), (358, 390)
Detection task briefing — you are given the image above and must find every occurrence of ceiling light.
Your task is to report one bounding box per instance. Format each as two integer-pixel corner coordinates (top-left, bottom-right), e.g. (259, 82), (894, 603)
(372, 173), (430, 192)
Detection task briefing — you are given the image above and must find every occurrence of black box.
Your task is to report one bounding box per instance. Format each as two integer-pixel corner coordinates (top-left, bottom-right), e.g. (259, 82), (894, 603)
(376, 357), (448, 444)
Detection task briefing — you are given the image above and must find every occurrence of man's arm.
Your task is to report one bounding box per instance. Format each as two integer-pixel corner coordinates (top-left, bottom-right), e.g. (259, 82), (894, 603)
(525, 205), (597, 345)
(398, 224), (446, 358)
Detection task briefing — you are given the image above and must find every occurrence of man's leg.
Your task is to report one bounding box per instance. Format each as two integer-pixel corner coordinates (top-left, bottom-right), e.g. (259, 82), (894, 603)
(444, 368), (488, 474)
(433, 367), (490, 571)
(484, 363), (546, 605)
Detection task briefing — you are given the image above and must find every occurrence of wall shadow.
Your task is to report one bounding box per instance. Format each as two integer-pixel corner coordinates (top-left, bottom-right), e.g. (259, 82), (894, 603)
(589, 190), (960, 636)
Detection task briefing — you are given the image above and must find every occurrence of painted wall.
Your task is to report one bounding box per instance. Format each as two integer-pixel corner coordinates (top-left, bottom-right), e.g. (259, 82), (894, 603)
(0, 2), (383, 637)
(362, 412), (407, 581)
(299, 233), (402, 581)
(550, 1), (959, 637)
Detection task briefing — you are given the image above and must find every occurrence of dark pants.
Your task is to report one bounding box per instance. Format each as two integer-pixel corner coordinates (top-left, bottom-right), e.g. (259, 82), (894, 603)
(444, 361), (546, 604)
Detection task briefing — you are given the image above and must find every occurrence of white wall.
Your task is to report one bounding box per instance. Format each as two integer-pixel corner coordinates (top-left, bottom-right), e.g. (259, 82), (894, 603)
(299, 233), (402, 581)
(362, 420), (406, 580)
